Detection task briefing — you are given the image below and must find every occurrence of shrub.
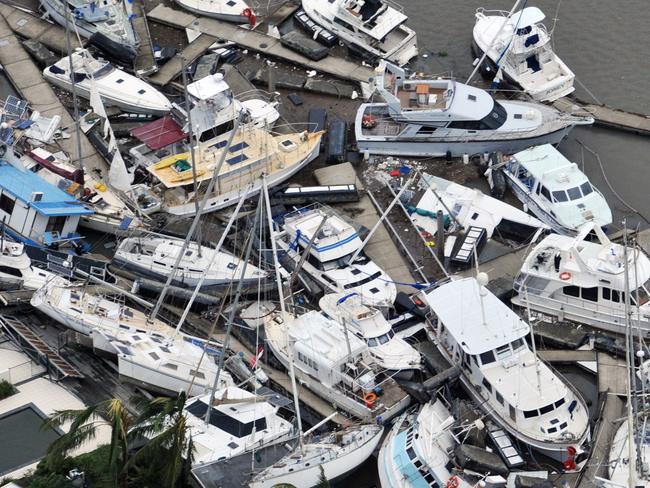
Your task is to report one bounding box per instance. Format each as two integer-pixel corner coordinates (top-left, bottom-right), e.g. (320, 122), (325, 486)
(0, 379), (17, 400)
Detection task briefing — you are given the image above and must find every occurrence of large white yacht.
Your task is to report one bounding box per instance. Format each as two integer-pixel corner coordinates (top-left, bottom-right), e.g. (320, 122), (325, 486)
(512, 224), (650, 336)
(301, 0), (418, 66)
(184, 386), (295, 467)
(417, 276), (590, 463)
(40, 0), (138, 61)
(355, 61), (592, 157)
(113, 235), (268, 289)
(263, 308), (410, 421)
(473, 7), (575, 102)
(43, 49), (171, 115)
(502, 145), (612, 235)
(276, 204), (397, 309)
(319, 292), (421, 377)
(0, 240), (64, 290)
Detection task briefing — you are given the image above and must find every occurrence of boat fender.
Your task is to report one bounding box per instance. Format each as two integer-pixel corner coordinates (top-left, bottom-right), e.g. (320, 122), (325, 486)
(559, 271), (571, 281)
(446, 476), (460, 488)
(363, 392), (377, 408)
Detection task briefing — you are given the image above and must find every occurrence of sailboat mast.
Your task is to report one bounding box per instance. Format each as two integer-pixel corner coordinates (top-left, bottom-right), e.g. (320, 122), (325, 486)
(147, 116), (241, 323)
(623, 222), (637, 485)
(205, 192), (262, 425)
(262, 176), (304, 451)
(63, 5), (84, 184)
(632, 238), (648, 472)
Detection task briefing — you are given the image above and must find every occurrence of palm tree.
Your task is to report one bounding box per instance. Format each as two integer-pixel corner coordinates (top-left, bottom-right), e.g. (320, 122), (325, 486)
(128, 392), (193, 487)
(43, 398), (134, 488)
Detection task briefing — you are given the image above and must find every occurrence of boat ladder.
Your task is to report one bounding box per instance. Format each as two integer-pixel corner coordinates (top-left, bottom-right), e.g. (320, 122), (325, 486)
(451, 226), (487, 264)
(488, 428), (525, 468)
(0, 314), (83, 380)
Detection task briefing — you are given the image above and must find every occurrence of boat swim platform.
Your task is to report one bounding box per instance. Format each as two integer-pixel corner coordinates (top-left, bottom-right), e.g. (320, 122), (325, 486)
(147, 4), (375, 84)
(0, 314), (83, 380)
(0, 9), (108, 176)
(554, 96), (650, 136)
(0, 4), (84, 54)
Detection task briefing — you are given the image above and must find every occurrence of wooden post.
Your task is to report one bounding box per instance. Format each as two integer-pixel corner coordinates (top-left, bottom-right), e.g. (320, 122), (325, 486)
(436, 210), (445, 261)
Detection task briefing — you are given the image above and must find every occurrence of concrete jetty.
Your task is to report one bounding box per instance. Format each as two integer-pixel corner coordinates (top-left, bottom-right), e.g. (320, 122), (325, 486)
(147, 4), (375, 84)
(555, 96), (650, 136)
(0, 10), (107, 176)
(0, 4), (83, 54)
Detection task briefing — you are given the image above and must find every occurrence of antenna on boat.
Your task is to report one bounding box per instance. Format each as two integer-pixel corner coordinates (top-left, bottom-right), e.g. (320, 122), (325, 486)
(466, 0), (524, 85)
(262, 175), (305, 454)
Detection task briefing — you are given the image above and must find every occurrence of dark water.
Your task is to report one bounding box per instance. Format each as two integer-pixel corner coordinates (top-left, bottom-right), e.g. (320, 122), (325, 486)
(403, 0), (650, 231)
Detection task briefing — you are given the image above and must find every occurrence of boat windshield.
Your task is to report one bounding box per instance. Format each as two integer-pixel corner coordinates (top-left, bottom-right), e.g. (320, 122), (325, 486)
(552, 181), (595, 203)
(367, 329), (395, 347)
(479, 101), (508, 130)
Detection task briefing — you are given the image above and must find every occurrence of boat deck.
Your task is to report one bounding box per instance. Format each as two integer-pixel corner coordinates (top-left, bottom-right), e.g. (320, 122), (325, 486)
(396, 86), (447, 110)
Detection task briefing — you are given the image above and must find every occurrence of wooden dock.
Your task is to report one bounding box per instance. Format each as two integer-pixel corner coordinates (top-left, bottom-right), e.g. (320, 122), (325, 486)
(146, 4), (374, 84)
(148, 33), (218, 86)
(130, 0), (157, 75)
(0, 4), (83, 54)
(0, 8), (107, 176)
(555, 96), (650, 136)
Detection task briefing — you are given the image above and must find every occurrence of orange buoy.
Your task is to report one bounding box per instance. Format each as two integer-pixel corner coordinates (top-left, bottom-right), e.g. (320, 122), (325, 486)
(559, 271), (572, 281)
(363, 392), (377, 408)
(446, 476), (460, 488)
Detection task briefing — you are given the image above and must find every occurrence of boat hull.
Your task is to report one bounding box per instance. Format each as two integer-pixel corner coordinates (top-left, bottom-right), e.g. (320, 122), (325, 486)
(163, 139), (321, 217)
(173, 0), (250, 23)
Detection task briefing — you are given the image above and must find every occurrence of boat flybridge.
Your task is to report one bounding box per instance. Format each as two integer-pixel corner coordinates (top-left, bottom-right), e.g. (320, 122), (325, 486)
(301, 0), (418, 66)
(473, 7), (575, 102)
(40, 0), (138, 62)
(355, 61), (592, 157)
(416, 276), (590, 464)
(184, 386), (295, 468)
(512, 223), (650, 336)
(147, 126), (322, 217)
(43, 49), (171, 115)
(276, 204), (397, 309)
(264, 308), (410, 421)
(113, 235), (268, 289)
(503, 144), (612, 235)
(319, 292), (421, 377)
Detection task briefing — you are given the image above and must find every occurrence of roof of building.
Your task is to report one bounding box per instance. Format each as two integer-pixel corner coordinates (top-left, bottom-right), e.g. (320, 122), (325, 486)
(0, 162), (93, 217)
(424, 278), (529, 355)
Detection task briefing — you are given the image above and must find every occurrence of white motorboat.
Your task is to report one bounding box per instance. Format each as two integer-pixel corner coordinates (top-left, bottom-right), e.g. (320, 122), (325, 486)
(263, 307), (410, 421)
(411, 173), (546, 243)
(113, 235), (268, 289)
(184, 386), (295, 467)
(174, 0), (257, 25)
(0, 239), (64, 290)
(417, 276), (591, 464)
(473, 7), (575, 102)
(40, 0), (138, 61)
(355, 61), (592, 157)
(301, 0), (418, 66)
(114, 330), (234, 397)
(512, 223), (650, 336)
(147, 126), (322, 217)
(502, 144), (612, 235)
(24, 148), (147, 234)
(379, 399), (478, 488)
(319, 292), (421, 377)
(43, 49), (171, 115)
(276, 204), (397, 309)
(250, 423), (383, 488)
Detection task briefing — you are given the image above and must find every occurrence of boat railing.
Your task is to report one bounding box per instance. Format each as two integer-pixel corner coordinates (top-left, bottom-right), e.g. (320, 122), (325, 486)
(475, 7), (511, 18)
(381, 0), (405, 14)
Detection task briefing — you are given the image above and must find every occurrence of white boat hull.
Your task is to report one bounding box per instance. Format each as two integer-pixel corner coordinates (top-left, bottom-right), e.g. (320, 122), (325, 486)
(173, 0), (251, 23)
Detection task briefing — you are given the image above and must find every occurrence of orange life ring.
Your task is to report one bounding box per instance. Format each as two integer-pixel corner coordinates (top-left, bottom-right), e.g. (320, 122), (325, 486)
(559, 272), (572, 281)
(363, 392), (377, 408)
(446, 476), (460, 488)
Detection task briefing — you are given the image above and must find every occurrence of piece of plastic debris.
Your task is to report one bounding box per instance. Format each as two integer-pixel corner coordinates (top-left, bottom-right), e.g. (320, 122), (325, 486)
(351, 90), (359, 100)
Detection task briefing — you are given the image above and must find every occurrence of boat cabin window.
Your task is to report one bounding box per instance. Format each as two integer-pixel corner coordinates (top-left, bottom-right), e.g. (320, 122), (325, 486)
(567, 186), (582, 201)
(496, 344), (512, 360)
(482, 378), (492, 393)
(448, 102), (507, 131)
(479, 350), (496, 365)
(368, 329), (395, 347)
(343, 271), (383, 290)
(539, 185), (552, 201)
(511, 338), (525, 351)
(552, 190), (568, 203)
(0, 265), (22, 277)
(334, 17), (354, 31)
(602, 287), (620, 302)
(581, 287), (598, 302)
(186, 400), (267, 437)
(580, 181), (594, 196)
(199, 121), (235, 143)
(563, 286), (580, 298)
(496, 391), (504, 405)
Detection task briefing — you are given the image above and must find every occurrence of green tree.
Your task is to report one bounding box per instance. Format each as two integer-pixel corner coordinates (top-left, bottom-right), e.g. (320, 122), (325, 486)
(43, 398), (134, 488)
(316, 465), (331, 488)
